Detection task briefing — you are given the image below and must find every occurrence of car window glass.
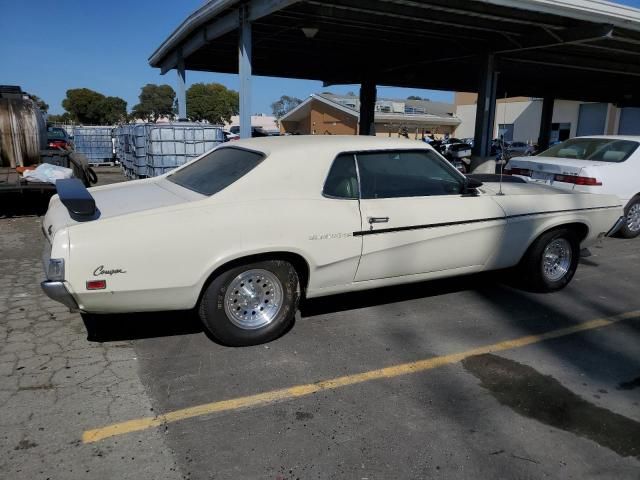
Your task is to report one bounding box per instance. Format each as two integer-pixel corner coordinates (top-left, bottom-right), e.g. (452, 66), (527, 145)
(168, 147), (264, 196)
(356, 150), (463, 199)
(323, 153), (359, 199)
(541, 138), (639, 163)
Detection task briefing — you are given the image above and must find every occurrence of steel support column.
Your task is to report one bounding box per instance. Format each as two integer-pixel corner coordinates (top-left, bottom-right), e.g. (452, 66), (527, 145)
(238, 6), (252, 139)
(538, 96), (554, 152)
(176, 53), (187, 121)
(472, 54), (498, 158)
(359, 79), (376, 136)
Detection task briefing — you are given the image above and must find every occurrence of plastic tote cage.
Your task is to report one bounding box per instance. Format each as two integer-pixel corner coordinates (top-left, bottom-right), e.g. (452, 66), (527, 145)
(113, 122), (223, 178)
(72, 126), (114, 164)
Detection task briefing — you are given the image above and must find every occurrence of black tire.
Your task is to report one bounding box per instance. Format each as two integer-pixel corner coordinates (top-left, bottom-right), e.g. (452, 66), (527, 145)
(198, 260), (299, 346)
(518, 228), (580, 293)
(616, 197), (640, 239)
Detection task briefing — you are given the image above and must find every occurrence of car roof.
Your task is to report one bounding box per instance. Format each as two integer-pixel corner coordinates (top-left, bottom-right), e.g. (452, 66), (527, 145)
(223, 134), (432, 156)
(574, 135), (640, 142)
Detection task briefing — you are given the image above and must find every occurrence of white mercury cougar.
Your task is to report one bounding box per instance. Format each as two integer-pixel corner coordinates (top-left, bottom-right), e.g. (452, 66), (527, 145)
(42, 136), (624, 345)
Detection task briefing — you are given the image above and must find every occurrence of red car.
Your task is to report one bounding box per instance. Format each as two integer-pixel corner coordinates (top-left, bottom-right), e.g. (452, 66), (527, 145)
(46, 126), (73, 150)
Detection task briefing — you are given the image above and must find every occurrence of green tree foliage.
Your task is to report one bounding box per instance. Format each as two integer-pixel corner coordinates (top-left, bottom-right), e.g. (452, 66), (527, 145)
(100, 96), (128, 124)
(186, 83), (239, 124)
(26, 93), (49, 112)
(407, 95), (424, 100)
(271, 95), (303, 119)
(131, 84), (176, 122)
(61, 88), (127, 124)
(47, 112), (74, 123)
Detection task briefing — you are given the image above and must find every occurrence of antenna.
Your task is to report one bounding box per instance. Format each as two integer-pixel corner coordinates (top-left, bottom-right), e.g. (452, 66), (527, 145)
(497, 91), (508, 196)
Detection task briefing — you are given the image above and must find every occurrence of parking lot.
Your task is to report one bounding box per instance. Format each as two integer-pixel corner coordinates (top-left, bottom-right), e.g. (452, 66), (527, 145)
(0, 167), (637, 479)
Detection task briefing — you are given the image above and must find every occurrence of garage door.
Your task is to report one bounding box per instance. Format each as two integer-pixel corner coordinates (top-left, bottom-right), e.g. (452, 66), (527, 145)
(576, 103), (608, 137)
(618, 107), (640, 135)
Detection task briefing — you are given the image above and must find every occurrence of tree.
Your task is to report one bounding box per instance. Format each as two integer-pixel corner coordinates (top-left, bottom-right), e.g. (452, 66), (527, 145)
(26, 93), (49, 112)
(61, 88), (127, 124)
(100, 96), (128, 124)
(47, 112), (74, 123)
(62, 88), (104, 124)
(186, 83), (239, 124)
(407, 95), (423, 100)
(131, 84), (176, 122)
(271, 95), (303, 119)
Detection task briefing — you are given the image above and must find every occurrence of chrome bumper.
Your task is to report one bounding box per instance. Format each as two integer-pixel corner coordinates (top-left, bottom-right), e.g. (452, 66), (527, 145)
(41, 281), (79, 311)
(606, 216), (626, 237)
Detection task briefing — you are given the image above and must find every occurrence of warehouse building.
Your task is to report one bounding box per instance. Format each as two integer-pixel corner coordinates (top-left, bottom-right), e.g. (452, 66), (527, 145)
(455, 93), (640, 144)
(279, 93), (460, 138)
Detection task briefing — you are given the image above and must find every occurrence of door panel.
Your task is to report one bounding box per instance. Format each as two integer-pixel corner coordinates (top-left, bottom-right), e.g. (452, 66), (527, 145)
(355, 195), (506, 281)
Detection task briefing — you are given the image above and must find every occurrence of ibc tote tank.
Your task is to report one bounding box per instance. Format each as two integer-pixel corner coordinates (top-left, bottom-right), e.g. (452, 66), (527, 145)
(0, 89), (46, 168)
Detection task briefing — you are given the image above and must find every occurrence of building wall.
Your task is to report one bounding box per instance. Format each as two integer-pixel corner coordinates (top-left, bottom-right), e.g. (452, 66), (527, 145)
(309, 101), (357, 135)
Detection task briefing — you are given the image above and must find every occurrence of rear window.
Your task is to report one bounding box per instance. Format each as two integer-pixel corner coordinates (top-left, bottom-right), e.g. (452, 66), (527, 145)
(540, 138), (639, 163)
(168, 147), (264, 196)
(47, 127), (67, 140)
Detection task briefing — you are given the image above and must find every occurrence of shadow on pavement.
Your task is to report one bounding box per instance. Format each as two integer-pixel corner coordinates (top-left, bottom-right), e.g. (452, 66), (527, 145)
(81, 310), (202, 342)
(0, 191), (54, 218)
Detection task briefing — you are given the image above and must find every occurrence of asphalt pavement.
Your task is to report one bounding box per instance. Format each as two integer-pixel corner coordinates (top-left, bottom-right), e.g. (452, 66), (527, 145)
(1, 166), (639, 479)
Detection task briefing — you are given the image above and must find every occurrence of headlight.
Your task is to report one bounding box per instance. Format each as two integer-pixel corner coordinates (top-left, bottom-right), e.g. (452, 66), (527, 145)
(47, 258), (65, 281)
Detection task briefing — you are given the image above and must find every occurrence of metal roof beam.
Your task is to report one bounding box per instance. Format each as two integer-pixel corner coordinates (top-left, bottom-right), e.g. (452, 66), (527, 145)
(494, 23), (614, 55)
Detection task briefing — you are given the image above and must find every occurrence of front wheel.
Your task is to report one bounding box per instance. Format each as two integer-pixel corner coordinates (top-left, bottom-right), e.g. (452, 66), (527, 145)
(617, 198), (640, 239)
(198, 260), (300, 346)
(518, 228), (580, 292)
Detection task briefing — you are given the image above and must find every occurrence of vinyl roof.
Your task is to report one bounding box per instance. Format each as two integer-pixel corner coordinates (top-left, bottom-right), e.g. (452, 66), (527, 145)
(150, 0), (640, 106)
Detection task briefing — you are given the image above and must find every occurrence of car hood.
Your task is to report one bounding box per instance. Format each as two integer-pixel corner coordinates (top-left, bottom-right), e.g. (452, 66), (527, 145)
(43, 178), (202, 240)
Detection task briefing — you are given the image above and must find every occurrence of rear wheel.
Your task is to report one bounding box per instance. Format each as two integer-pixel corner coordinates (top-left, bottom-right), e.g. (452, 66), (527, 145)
(617, 197), (640, 239)
(198, 260), (299, 346)
(518, 228), (580, 292)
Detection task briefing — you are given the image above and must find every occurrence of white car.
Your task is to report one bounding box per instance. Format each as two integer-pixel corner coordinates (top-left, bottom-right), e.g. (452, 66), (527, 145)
(506, 136), (640, 238)
(41, 136), (624, 346)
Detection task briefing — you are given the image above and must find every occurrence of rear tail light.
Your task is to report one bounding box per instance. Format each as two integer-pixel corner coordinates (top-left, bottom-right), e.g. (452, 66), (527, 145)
(506, 167), (532, 177)
(86, 280), (106, 290)
(553, 174), (602, 186)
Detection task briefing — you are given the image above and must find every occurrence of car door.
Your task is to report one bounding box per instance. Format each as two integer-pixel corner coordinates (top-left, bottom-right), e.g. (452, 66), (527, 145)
(353, 149), (506, 282)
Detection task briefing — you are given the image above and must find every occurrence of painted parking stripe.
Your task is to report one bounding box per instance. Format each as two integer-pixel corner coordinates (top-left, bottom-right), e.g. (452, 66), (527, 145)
(82, 310), (640, 444)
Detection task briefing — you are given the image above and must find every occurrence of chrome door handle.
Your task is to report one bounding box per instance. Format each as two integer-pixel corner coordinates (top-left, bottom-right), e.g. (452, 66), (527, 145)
(368, 216), (389, 224)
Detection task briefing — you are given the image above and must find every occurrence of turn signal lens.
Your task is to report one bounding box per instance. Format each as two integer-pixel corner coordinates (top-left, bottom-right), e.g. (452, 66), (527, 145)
(86, 280), (106, 290)
(47, 259), (65, 281)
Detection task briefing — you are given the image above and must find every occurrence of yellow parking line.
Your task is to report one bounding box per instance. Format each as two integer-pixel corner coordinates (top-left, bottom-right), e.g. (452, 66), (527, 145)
(82, 310), (640, 444)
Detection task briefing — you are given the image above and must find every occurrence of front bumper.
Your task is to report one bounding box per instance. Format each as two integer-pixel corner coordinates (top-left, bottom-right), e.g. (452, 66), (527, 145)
(606, 216), (626, 237)
(41, 281), (79, 311)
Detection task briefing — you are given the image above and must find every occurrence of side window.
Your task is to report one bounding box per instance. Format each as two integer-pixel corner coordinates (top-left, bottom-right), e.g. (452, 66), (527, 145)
(323, 153), (359, 199)
(356, 150), (464, 199)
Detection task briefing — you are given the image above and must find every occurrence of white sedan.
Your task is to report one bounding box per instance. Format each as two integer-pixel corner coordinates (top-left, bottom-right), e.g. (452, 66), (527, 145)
(506, 136), (640, 238)
(42, 136), (624, 345)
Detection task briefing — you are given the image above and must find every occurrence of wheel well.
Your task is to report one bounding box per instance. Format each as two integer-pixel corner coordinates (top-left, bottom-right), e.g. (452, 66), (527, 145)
(520, 222), (589, 264)
(625, 194), (640, 210)
(198, 252), (311, 304)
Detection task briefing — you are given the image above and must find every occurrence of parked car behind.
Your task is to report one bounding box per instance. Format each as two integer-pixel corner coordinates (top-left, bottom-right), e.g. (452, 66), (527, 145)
(506, 136), (640, 237)
(46, 126), (73, 150)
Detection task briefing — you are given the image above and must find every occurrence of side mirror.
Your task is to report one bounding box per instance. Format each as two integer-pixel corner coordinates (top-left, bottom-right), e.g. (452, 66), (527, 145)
(464, 177), (483, 193)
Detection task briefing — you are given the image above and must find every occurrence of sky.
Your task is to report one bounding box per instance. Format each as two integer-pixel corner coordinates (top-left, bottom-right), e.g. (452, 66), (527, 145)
(1, 0), (640, 116)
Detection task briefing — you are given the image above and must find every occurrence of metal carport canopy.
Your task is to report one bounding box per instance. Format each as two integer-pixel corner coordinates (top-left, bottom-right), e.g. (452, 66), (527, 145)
(149, 0), (640, 106)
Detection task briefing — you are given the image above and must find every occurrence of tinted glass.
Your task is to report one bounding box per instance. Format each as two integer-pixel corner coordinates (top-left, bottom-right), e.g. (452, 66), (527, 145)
(323, 154), (359, 199)
(356, 150), (464, 199)
(168, 147), (264, 196)
(540, 138), (639, 163)
(47, 127), (66, 140)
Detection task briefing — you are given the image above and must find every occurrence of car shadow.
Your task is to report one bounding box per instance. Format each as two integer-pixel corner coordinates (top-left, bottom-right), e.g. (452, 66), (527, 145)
(0, 191), (54, 218)
(81, 310), (202, 342)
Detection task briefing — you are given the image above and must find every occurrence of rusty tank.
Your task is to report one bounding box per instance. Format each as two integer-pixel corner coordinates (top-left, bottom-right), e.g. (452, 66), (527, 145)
(0, 86), (46, 168)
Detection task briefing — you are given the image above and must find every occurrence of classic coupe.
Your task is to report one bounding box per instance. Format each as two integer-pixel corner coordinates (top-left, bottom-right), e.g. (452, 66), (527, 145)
(42, 136), (624, 345)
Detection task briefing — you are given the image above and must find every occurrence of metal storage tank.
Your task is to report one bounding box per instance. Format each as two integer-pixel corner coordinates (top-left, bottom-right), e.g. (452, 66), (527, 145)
(0, 86), (46, 168)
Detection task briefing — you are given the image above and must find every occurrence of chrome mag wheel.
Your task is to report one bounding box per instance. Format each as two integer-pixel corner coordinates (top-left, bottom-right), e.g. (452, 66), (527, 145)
(542, 238), (572, 282)
(224, 269), (283, 330)
(626, 203), (640, 233)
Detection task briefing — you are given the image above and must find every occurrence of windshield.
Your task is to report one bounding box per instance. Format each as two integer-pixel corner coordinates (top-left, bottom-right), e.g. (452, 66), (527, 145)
(540, 138), (639, 163)
(167, 147), (264, 196)
(47, 127), (67, 140)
